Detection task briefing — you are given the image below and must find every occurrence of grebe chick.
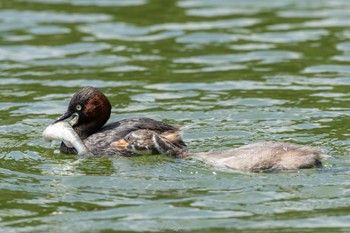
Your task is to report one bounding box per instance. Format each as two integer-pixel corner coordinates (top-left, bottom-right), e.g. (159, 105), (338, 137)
(53, 86), (186, 156)
(192, 142), (328, 172)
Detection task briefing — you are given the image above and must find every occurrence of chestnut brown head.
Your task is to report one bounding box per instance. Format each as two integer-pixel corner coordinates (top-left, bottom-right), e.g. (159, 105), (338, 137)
(55, 86), (111, 138)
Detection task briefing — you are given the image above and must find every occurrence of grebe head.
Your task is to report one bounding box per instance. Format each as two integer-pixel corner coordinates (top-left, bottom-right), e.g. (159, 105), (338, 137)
(54, 86), (111, 139)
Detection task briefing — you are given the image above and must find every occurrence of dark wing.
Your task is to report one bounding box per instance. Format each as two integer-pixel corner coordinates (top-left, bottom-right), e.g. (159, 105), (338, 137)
(84, 118), (186, 156)
(111, 129), (186, 157)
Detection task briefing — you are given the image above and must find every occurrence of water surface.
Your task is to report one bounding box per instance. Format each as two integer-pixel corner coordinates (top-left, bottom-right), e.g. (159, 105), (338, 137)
(1, 0), (350, 232)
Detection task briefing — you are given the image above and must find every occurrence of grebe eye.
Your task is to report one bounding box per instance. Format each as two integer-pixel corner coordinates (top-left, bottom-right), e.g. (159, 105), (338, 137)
(76, 104), (82, 111)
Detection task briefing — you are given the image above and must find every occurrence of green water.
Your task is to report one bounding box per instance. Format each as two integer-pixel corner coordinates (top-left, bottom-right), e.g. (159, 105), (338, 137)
(1, 0), (350, 232)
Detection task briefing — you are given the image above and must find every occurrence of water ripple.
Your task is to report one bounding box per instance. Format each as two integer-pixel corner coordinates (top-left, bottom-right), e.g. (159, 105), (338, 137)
(79, 23), (183, 41)
(303, 65), (350, 74)
(27, 26), (71, 35)
(230, 43), (275, 51)
(174, 51), (301, 65)
(176, 32), (238, 44)
(145, 80), (329, 91)
(177, 0), (292, 9)
(336, 42), (350, 51)
(0, 151), (43, 161)
(27, 54), (128, 67)
(278, 9), (350, 18)
(104, 65), (146, 72)
(186, 7), (257, 17)
(173, 64), (246, 73)
(0, 10), (111, 24)
(150, 18), (259, 31)
(79, 19), (258, 41)
(0, 78), (139, 88)
(304, 18), (350, 27)
(0, 43), (111, 61)
(19, 0), (147, 6)
(243, 30), (329, 43)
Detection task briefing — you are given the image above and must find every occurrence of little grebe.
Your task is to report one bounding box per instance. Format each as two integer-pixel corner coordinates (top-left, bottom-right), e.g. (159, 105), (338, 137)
(54, 86), (186, 157)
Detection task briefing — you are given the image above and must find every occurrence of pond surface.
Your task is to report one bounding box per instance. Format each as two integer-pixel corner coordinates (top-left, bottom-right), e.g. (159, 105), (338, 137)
(1, 0), (350, 232)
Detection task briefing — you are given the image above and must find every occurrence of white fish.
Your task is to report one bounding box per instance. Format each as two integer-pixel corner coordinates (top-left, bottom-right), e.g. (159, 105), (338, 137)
(42, 121), (93, 159)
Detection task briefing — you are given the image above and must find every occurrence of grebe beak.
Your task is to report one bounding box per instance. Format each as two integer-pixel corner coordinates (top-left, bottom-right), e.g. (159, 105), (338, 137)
(53, 111), (72, 124)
